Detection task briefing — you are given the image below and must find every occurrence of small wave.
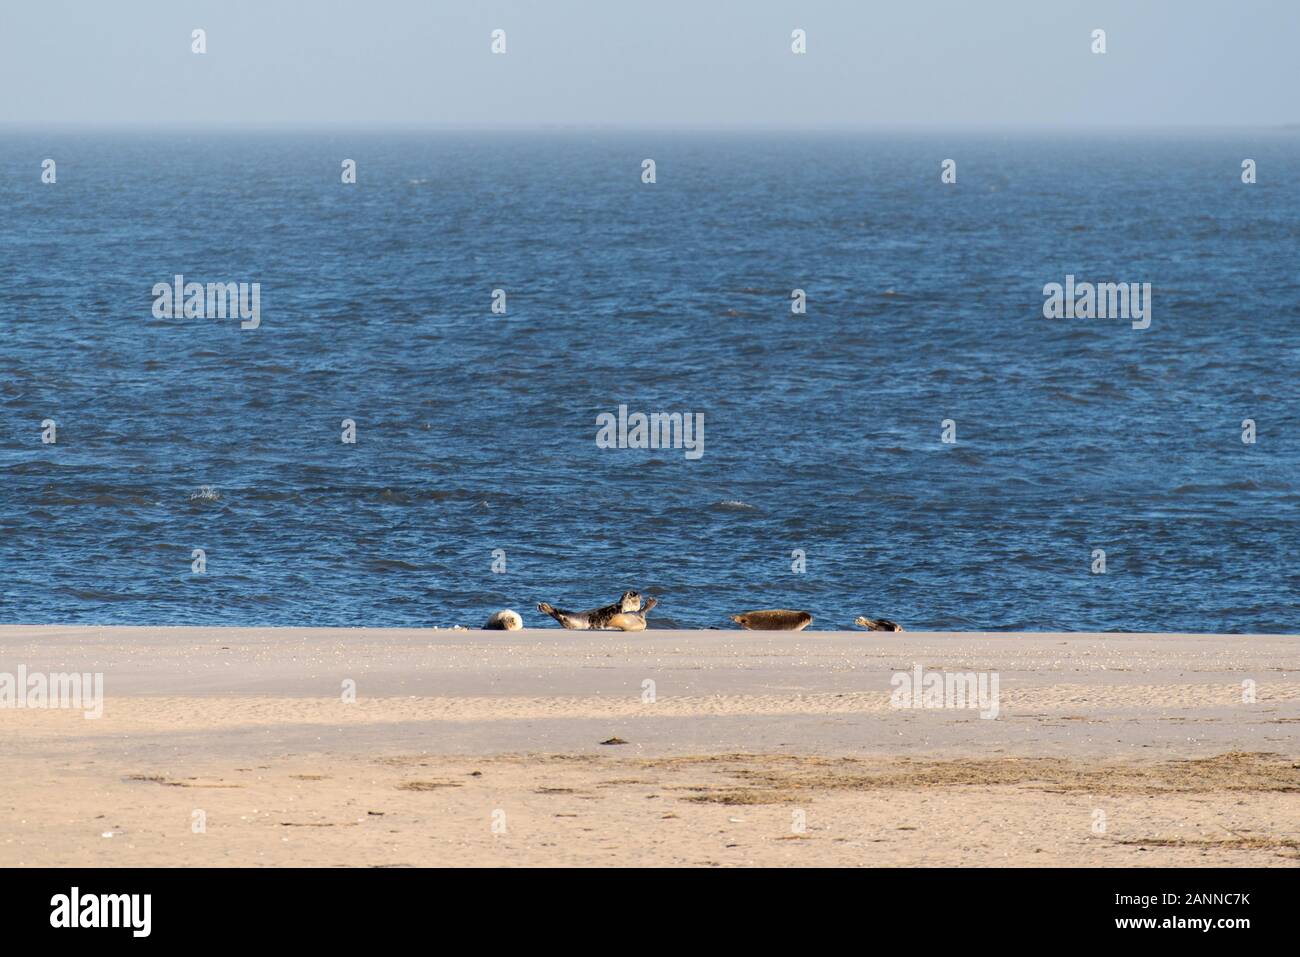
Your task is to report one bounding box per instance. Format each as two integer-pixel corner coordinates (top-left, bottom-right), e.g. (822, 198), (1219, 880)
(2, 461), (68, 475)
(366, 559), (423, 572)
(713, 499), (757, 511)
(189, 486), (220, 502)
(1170, 479), (1283, 496)
(61, 587), (136, 602)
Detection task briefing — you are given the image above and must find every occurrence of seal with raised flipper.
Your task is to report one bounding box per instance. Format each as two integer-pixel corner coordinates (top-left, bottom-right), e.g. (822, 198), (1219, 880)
(854, 616), (903, 632)
(728, 609), (813, 631)
(606, 596), (658, 632)
(483, 609), (523, 630)
(537, 591), (642, 630)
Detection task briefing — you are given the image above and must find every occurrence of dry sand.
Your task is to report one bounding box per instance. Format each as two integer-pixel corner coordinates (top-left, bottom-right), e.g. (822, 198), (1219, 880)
(1, 626), (1296, 867)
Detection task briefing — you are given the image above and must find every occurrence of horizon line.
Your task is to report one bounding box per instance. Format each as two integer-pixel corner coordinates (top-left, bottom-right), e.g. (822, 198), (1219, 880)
(3, 121), (1300, 135)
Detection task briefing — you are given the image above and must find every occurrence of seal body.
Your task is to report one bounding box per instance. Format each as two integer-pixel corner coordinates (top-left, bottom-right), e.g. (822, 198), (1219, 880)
(607, 597), (658, 632)
(537, 591), (642, 630)
(855, 616), (904, 632)
(483, 609), (523, 631)
(729, 609), (813, 631)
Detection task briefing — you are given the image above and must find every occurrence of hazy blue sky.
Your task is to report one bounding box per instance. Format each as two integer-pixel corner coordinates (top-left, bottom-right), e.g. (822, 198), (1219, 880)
(1, 0), (1295, 127)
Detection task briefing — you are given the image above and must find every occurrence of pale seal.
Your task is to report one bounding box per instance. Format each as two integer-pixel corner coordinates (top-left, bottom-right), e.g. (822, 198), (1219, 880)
(729, 609), (813, 631)
(606, 597), (658, 632)
(537, 591), (642, 630)
(483, 609), (523, 630)
(855, 616), (903, 632)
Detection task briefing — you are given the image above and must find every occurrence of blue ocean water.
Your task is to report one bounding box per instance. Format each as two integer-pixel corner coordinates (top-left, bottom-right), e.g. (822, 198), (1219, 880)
(1, 130), (1297, 632)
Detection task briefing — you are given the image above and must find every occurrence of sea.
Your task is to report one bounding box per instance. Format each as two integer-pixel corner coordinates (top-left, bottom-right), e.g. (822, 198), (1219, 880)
(1, 129), (1297, 631)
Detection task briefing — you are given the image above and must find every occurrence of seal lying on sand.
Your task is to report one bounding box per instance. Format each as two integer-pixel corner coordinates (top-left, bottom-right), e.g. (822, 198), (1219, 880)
(606, 596), (658, 632)
(537, 591), (643, 630)
(483, 609), (523, 630)
(729, 609), (813, 631)
(855, 616), (903, 632)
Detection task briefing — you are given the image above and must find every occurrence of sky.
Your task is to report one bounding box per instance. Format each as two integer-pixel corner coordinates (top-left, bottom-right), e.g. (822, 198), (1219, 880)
(1, 0), (1296, 128)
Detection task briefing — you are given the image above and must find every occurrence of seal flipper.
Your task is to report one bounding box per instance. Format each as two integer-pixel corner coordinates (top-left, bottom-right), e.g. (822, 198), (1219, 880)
(538, 601), (585, 630)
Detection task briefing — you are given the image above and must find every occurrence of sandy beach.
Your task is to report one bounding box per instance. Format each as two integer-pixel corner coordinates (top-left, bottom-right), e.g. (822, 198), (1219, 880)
(1, 626), (1296, 867)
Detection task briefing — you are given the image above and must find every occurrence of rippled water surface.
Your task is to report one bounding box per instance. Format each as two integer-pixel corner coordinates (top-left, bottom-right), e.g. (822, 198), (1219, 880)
(2, 131), (1297, 631)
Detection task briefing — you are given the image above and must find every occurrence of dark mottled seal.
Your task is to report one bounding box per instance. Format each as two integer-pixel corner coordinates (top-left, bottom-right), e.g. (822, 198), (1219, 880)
(729, 609), (813, 631)
(855, 616), (904, 632)
(537, 591), (642, 630)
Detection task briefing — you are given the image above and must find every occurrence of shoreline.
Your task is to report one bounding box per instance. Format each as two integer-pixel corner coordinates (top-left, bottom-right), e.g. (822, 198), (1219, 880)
(2, 627), (1296, 866)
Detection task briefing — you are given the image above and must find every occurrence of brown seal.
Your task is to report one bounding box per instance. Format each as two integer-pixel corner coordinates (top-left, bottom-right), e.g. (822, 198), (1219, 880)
(729, 609), (813, 631)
